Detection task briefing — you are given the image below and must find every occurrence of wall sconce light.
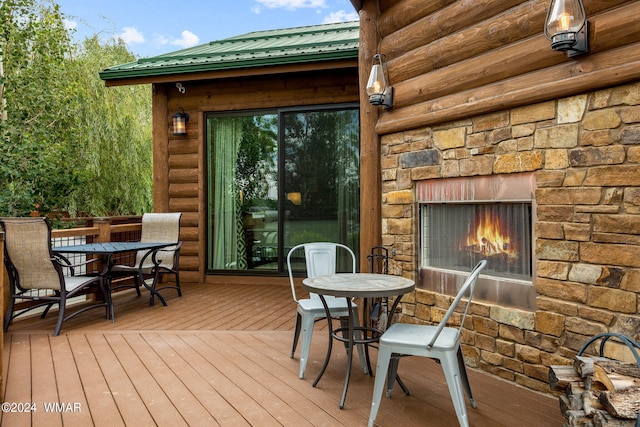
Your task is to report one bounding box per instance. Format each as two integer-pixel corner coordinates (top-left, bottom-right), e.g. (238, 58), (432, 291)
(544, 0), (589, 58)
(172, 107), (189, 136)
(286, 192), (302, 206)
(366, 53), (394, 109)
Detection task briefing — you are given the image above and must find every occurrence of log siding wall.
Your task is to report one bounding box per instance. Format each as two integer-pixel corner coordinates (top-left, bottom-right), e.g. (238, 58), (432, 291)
(364, 0), (640, 396)
(158, 68), (360, 283)
(374, 0), (640, 134)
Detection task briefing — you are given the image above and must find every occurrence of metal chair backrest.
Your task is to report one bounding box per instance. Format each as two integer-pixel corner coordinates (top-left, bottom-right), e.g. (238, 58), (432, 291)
(1, 218), (62, 291)
(427, 260), (487, 350)
(367, 246), (389, 274)
(136, 212), (182, 268)
(287, 242), (356, 302)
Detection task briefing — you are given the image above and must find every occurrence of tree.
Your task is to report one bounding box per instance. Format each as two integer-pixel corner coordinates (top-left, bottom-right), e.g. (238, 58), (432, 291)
(0, 0), (152, 217)
(0, 0), (76, 216)
(66, 36), (152, 216)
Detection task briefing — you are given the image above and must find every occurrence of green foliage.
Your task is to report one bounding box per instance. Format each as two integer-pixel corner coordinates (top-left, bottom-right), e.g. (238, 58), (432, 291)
(66, 36), (152, 215)
(0, 0), (152, 217)
(236, 115), (277, 206)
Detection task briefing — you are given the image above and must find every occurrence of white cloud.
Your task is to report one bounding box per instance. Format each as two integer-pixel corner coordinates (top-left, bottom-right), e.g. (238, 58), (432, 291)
(154, 34), (170, 46)
(63, 19), (77, 30)
(323, 10), (358, 23)
(170, 30), (200, 49)
(116, 26), (145, 44)
(254, 0), (327, 11)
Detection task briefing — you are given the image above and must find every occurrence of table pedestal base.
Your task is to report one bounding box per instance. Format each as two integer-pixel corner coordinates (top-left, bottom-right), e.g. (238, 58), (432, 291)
(313, 295), (405, 409)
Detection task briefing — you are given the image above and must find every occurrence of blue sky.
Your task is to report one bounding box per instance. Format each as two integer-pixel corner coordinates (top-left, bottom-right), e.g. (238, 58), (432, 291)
(56, 0), (359, 58)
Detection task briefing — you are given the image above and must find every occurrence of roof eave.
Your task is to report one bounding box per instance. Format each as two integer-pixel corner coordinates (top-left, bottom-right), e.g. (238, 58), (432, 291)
(101, 57), (358, 87)
(100, 51), (358, 82)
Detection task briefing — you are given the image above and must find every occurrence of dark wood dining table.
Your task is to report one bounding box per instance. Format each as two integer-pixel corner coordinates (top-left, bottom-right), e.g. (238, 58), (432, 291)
(52, 241), (176, 319)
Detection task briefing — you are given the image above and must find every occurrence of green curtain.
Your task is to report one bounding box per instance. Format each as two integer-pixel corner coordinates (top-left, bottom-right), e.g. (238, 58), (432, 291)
(212, 118), (247, 270)
(335, 110), (360, 269)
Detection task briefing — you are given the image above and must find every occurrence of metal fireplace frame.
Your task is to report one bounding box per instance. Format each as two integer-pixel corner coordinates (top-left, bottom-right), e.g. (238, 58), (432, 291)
(417, 173), (537, 311)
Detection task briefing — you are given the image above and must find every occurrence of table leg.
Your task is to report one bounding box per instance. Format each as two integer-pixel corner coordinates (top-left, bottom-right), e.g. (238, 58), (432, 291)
(312, 296), (356, 409)
(138, 249), (168, 306)
(102, 254), (115, 322)
(361, 298), (373, 375)
(312, 295), (334, 387)
(312, 294), (388, 409)
(339, 297), (354, 409)
(387, 296), (411, 395)
(103, 276), (114, 322)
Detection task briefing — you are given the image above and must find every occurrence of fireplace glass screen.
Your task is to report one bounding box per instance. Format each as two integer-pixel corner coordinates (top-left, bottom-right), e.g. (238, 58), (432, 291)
(421, 202), (532, 281)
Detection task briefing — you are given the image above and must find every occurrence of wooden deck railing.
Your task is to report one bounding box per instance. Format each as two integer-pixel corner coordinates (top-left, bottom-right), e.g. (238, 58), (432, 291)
(51, 216), (143, 267)
(51, 216), (142, 243)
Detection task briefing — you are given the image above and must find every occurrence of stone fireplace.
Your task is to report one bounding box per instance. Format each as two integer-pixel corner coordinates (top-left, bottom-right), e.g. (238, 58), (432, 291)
(417, 173), (536, 310)
(380, 81), (640, 394)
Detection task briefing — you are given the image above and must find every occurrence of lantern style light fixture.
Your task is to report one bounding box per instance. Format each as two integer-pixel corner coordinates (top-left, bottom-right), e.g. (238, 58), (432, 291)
(172, 107), (189, 136)
(544, 0), (589, 58)
(366, 53), (394, 109)
(286, 192), (302, 206)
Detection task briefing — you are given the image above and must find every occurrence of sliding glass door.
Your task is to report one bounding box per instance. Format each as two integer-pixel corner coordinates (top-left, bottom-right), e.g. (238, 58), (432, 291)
(206, 105), (359, 274)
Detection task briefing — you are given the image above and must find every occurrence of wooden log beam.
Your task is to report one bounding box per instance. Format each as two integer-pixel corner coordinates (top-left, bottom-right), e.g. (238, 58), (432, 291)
(152, 84), (169, 212)
(388, 1), (640, 110)
(169, 153), (198, 170)
(392, 36), (558, 110)
(378, 0), (455, 39)
(380, 0), (520, 58)
(169, 168), (198, 184)
(358, 0), (382, 270)
(376, 41), (640, 135)
(168, 197), (198, 212)
(169, 183), (198, 199)
(382, 3), (548, 88)
(383, 0), (631, 85)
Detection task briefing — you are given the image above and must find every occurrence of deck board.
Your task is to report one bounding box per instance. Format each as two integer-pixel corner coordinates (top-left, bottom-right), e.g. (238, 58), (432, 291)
(108, 334), (187, 426)
(2, 282), (563, 426)
(30, 335), (62, 427)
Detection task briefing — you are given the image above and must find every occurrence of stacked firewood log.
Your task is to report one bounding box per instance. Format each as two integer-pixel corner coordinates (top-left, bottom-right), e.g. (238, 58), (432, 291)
(550, 356), (640, 426)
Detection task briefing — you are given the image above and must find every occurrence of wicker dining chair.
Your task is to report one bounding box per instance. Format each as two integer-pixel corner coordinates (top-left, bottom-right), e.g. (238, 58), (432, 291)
(110, 212), (183, 305)
(1, 217), (109, 336)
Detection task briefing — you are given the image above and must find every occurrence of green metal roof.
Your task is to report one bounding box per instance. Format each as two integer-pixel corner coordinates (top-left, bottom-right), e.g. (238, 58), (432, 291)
(100, 21), (359, 81)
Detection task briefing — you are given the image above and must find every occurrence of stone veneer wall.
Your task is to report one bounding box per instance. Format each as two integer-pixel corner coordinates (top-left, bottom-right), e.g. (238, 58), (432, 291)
(381, 81), (640, 394)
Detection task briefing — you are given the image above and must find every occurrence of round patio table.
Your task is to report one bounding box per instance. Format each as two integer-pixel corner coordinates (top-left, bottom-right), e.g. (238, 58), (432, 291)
(302, 273), (415, 409)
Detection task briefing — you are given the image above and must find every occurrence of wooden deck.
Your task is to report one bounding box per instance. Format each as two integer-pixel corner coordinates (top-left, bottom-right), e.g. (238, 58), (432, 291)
(2, 282), (563, 426)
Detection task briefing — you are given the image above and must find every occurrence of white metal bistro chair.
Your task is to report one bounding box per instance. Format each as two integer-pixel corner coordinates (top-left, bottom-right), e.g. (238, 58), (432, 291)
(287, 242), (368, 379)
(368, 260), (487, 427)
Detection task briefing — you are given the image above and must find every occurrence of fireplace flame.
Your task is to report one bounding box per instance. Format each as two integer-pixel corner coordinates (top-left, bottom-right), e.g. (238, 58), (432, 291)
(461, 210), (518, 258)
